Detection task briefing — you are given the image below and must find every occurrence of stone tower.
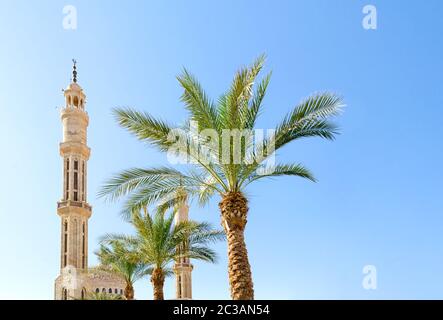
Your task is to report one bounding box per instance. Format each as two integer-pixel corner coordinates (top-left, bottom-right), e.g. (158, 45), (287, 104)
(54, 61), (125, 300)
(173, 193), (193, 299)
(55, 60), (91, 299)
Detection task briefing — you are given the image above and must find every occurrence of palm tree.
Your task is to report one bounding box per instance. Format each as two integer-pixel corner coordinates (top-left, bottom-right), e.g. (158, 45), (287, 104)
(95, 240), (150, 300)
(101, 209), (224, 300)
(99, 55), (344, 299)
(80, 291), (126, 300)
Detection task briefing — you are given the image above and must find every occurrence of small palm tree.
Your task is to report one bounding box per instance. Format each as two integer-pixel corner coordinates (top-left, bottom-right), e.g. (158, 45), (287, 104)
(80, 292), (126, 300)
(99, 55), (343, 299)
(95, 240), (150, 300)
(102, 209), (224, 300)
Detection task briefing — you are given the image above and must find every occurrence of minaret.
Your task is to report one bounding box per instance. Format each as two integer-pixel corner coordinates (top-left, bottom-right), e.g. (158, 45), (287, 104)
(57, 59), (91, 274)
(173, 191), (193, 299)
(55, 61), (126, 300)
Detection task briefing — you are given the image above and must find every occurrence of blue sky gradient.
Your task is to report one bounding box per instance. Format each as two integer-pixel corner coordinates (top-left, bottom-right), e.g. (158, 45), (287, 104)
(0, 0), (442, 299)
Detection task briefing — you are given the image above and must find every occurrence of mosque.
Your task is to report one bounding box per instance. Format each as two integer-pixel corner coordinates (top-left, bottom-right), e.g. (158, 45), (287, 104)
(54, 61), (193, 300)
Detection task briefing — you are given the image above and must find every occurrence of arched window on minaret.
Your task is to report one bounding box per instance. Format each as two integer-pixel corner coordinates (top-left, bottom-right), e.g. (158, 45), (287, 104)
(73, 219), (78, 267)
(63, 220), (68, 267)
(62, 288), (68, 300)
(81, 161), (85, 201)
(81, 222), (86, 269)
(73, 96), (79, 108)
(84, 161), (87, 201)
(65, 158), (70, 200)
(178, 275), (182, 298)
(73, 160), (79, 201)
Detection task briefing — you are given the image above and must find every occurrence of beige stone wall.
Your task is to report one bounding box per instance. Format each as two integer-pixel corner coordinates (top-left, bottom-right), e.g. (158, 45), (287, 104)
(55, 267), (126, 300)
(174, 200), (193, 299)
(174, 263), (193, 299)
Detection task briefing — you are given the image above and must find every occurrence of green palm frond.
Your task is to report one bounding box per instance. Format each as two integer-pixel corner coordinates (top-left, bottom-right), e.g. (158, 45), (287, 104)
(113, 108), (175, 151)
(80, 292), (126, 300)
(98, 167), (186, 201)
(238, 92), (343, 181)
(100, 233), (139, 248)
(177, 69), (219, 131)
(219, 54), (266, 129)
(186, 246), (218, 263)
(273, 92), (343, 150)
(121, 180), (188, 218)
(285, 92), (343, 122)
(243, 163), (316, 187)
(98, 166), (208, 218)
(245, 71), (271, 129)
(197, 174), (218, 206)
(101, 166), (225, 218)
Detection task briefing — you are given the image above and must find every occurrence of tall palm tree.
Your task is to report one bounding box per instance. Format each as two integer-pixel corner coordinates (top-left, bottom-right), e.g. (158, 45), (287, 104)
(95, 240), (150, 300)
(102, 209), (224, 300)
(99, 55), (344, 299)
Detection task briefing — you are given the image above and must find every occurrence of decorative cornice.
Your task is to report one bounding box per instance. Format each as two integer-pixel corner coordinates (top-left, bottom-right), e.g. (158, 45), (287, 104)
(59, 142), (91, 159)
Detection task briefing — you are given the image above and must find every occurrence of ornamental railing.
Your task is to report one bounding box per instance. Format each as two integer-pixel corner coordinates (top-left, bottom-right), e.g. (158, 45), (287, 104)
(57, 200), (92, 211)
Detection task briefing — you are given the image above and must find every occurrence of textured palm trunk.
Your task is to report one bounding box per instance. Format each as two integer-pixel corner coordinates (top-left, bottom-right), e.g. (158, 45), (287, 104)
(219, 192), (254, 300)
(151, 268), (165, 300)
(124, 283), (134, 300)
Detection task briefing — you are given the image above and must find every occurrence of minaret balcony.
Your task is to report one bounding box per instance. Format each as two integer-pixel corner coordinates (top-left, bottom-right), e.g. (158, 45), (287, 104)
(61, 105), (88, 117)
(173, 262), (194, 270)
(57, 200), (92, 214)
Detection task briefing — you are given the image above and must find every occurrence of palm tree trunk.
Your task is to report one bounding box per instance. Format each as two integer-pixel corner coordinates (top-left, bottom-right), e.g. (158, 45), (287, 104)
(151, 268), (165, 300)
(124, 283), (134, 300)
(219, 192), (254, 300)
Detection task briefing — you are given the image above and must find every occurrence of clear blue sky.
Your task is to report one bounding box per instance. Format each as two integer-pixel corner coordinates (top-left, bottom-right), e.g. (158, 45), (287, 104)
(0, 0), (442, 299)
